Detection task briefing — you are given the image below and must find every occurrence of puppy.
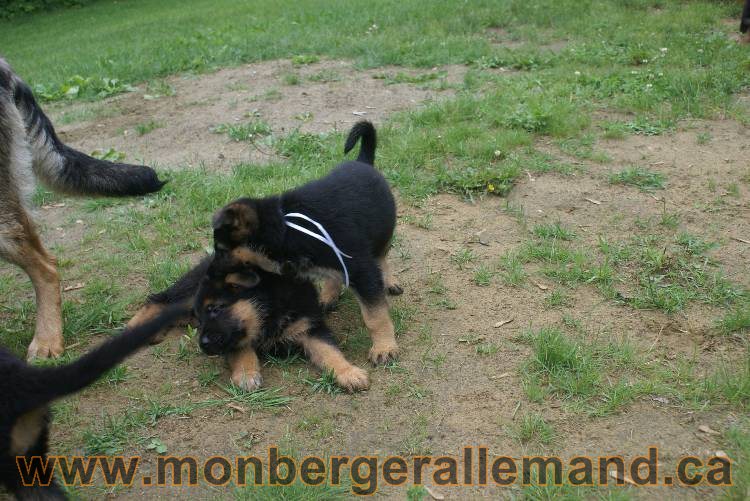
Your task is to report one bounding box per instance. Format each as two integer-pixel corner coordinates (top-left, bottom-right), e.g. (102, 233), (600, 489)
(127, 253), (369, 392)
(211, 121), (402, 365)
(742, 0), (750, 43)
(0, 57), (165, 360)
(0, 305), (186, 500)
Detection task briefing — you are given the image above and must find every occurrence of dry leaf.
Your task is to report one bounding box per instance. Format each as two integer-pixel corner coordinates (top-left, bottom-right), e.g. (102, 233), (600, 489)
(425, 486), (444, 500)
(609, 470), (637, 486)
(63, 283), (85, 292)
(227, 403), (246, 413)
(494, 318), (514, 328)
(715, 450), (729, 460)
(491, 372), (511, 379)
(731, 236), (750, 244)
(651, 396), (669, 405)
(534, 282), (549, 291)
(352, 111), (367, 116)
(698, 425), (720, 436)
(584, 198), (602, 205)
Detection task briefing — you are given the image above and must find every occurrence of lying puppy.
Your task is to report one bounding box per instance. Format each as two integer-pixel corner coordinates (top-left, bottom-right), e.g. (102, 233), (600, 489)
(127, 252), (369, 392)
(1, 305), (186, 500)
(211, 121), (402, 365)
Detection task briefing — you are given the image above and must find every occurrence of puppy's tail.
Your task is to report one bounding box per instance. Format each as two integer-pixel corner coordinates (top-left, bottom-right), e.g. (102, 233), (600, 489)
(344, 120), (376, 165)
(21, 304), (187, 409)
(6, 63), (165, 196)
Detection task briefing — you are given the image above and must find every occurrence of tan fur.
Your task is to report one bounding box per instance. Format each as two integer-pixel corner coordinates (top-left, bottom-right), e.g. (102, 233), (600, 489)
(126, 303), (169, 344)
(228, 347), (262, 391)
(230, 247), (281, 274)
(10, 408), (46, 456)
(299, 335), (369, 392)
(281, 318), (311, 343)
(8, 215), (64, 360)
(360, 301), (399, 365)
(378, 257), (400, 291)
(319, 274), (343, 306)
(225, 272), (259, 289)
(230, 301), (262, 344)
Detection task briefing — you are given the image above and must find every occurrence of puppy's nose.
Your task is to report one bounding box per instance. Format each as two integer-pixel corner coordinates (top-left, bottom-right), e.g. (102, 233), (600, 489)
(206, 303), (225, 319)
(200, 335), (211, 346)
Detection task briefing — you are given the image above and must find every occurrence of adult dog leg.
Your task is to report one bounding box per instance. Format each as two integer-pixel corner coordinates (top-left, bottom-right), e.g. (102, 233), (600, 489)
(0, 213), (64, 359)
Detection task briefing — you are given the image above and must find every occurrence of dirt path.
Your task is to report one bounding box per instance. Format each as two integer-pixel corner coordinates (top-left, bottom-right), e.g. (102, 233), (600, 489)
(10, 58), (748, 499)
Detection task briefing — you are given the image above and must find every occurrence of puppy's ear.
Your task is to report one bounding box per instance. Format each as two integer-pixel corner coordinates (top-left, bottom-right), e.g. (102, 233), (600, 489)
(212, 199), (259, 250)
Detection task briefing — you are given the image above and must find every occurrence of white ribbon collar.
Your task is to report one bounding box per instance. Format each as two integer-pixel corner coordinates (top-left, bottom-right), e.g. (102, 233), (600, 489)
(283, 212), (352, 287)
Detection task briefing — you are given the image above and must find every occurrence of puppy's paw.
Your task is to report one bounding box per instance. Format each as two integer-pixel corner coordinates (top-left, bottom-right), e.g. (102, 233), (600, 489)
(26, 337), (64, 361)
(231, 371), (264, 392)
(335, 365), (370, 392)
(386, 284), (404, 296)
(369, 343), (399, 366)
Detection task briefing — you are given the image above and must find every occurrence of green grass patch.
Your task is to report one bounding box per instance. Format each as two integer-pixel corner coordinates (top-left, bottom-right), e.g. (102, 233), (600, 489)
(609, 166), (665, 191)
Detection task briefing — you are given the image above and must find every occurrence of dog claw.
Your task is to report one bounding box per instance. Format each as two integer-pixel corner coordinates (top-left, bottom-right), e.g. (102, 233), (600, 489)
(26, 337), (64, 361)
(387, 284), (404, 296)
(368, 345), (399, 366)
(232, 372), (264, 392)
(336, 366), (370, 392)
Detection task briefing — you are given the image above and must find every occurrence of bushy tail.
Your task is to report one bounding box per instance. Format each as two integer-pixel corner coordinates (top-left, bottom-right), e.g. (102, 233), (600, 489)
(10, 70), (165, 196)
(22, 304), (187, 409)
(343, 120), (376, 165)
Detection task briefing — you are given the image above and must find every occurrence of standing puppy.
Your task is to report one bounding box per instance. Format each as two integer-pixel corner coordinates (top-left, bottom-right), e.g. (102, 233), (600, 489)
(211, 121), (402, 365)
(0, 57), (165, 359)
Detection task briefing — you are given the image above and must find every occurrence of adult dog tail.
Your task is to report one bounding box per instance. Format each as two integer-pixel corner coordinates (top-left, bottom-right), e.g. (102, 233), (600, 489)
(344, 120), (376, 165)
(21, 304), (187, 409)
(10, 72), (164, 196)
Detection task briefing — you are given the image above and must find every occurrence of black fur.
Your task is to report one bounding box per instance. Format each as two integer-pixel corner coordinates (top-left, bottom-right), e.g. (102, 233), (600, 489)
(0, 305), (186, 499)
(12, 78), (165, 196)
(212, 121), (396, 307)
(742, 0), (750, 33)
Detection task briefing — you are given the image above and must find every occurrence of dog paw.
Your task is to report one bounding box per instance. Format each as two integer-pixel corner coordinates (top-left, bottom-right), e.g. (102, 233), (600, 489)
(26, 337), (64, 361)
(369, 344), (399, 366)
(386, 284), (404, 296)
(335, 365), (370, 392)
(231, 371), (264, 392)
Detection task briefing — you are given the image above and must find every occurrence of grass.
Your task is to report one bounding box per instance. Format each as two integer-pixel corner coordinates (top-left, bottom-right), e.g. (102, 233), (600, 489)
(135, 120), (164, 136)
(211, 119), (272, 141)
(513, 413), (555, 445)
(533, 222), (576, 241)
(609, 166), (665, 191)
(1, 1), (749, 497)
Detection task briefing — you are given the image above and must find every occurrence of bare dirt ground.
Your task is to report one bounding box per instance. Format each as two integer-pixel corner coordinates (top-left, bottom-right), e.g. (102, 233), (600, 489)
(9, 58), (748, 499)
(51, 59), (465, 169)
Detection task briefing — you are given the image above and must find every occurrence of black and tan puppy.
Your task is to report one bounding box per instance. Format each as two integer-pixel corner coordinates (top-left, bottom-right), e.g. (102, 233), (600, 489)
(127, 252), (369, 392)
(211, 121), (402, 365)
(0, 305), (186, 500)
(0, 57), (165, 360)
